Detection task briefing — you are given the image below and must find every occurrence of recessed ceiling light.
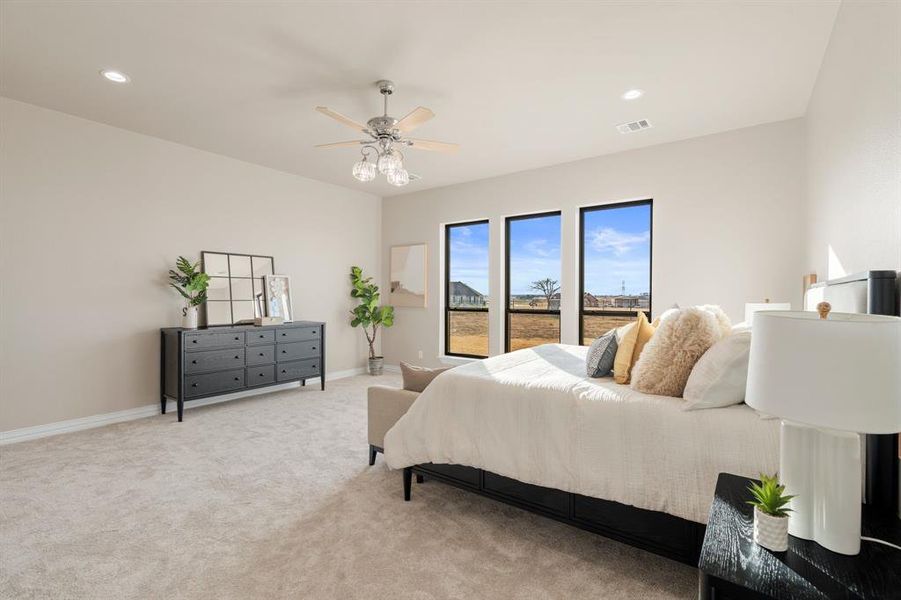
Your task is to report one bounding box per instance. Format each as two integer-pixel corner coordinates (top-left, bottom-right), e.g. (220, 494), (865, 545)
(100, 69), (130, 83)
(621, 89), (644, 101)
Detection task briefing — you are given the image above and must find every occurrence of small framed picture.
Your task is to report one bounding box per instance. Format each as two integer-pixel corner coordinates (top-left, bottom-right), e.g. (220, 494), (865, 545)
(264, 274), (293, 322)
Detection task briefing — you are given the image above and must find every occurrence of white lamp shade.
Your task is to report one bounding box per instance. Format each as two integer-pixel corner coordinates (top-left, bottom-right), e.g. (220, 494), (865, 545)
(744, 302), (791, 326)
(746, 311), (901, 433)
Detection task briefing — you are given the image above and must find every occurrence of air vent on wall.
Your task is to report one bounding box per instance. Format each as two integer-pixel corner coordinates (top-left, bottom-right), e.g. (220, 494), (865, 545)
(616, 119), (652, 134)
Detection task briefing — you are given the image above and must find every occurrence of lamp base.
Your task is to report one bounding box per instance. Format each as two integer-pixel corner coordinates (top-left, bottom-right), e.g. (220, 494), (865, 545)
(781, 420), (861, 555)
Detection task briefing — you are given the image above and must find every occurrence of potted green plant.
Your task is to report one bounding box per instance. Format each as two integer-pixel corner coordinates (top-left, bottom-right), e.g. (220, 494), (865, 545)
(169, 256), (210, 329)
(747, 473), (795, 552)
(349, 266), (395, 375)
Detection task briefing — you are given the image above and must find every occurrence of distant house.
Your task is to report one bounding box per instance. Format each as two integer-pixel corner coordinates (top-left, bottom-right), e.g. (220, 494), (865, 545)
(449, 281), (486, 307)
(583, 293), (600, 308)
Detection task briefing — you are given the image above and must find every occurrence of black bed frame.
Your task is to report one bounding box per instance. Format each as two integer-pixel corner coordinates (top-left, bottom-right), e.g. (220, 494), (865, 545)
(400, 461), (706, 565)
(392, 270), (899, 568)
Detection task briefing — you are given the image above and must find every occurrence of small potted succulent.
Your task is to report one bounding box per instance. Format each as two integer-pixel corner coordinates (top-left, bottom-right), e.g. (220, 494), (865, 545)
(169, 256), (210, 329)
(747, 473), (795, 552)
(349, 266), (395, 375)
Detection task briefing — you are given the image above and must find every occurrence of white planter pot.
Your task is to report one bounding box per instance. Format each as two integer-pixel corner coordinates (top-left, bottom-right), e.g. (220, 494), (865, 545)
(182, 306), (198, 329)
(368, 357), (384, 376)
(753, 507), (789, 552)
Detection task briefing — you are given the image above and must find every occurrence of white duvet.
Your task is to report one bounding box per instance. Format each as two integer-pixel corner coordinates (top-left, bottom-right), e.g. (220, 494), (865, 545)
(384, 344), (779, 524)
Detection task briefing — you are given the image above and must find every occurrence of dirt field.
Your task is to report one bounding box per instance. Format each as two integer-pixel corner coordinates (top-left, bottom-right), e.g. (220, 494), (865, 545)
(447, 308), (638, 355)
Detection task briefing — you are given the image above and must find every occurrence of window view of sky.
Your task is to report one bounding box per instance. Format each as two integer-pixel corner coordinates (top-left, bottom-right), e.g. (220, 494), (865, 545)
(448, 222), (489, 296)
(583, 204), (651, 296)
(448, 204), (650, 299)
(508, 214), (561, 295)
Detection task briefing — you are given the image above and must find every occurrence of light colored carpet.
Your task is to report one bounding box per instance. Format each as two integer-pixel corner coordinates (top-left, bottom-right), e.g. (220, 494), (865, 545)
(1, 374), (695, 599)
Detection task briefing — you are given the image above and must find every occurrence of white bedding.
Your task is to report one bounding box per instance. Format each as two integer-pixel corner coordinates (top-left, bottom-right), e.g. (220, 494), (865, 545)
(384, 344), (779, 524)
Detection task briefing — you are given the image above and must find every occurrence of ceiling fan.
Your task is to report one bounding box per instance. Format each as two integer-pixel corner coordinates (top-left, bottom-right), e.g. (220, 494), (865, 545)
(314, 80), (459, 187)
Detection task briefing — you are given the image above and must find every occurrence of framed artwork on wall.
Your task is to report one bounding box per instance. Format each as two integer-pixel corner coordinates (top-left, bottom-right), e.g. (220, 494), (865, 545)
(389, 243), (428, 308)
(264, 274), (293, 323)
(201, 251), (275, 326)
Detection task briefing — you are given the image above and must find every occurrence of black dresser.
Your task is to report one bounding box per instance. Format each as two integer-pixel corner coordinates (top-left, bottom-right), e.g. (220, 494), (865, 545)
(160, 321), (326, 421)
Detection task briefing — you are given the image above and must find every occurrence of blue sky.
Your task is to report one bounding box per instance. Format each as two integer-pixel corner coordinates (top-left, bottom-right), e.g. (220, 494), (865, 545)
(448, 204), (650, 297)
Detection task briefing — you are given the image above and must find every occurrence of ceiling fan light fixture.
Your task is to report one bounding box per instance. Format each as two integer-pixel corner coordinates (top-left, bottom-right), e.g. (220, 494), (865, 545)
(387, 168), (410, 187)
(377, 151), (402, 175)
(352, 158), (376, 182)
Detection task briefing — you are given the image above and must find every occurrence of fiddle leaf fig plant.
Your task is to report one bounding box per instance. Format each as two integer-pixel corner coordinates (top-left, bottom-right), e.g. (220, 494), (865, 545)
(747, 473), (795, 518)
(169, 256), (210, 316)
(349, 266), (395, 360)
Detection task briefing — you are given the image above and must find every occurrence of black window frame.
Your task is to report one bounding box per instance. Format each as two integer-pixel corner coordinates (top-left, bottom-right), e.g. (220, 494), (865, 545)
(578, 199), (653, 345)
(505, 210), (563, 352)
(445, 219), (490, 358)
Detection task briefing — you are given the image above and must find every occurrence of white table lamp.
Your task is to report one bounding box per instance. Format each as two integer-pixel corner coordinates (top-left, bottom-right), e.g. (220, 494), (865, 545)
(744, 301), (791, 326)
(745, 305), (901, 555)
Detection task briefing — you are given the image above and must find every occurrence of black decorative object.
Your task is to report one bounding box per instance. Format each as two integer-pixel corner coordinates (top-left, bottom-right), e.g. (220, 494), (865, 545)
(160, 321), (325, 421)
(699, 473), (901, 599)
(201, 251), (275, 326)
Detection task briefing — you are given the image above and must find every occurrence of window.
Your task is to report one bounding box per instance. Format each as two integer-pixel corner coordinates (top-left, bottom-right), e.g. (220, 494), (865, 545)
(445, 220), (490, 357)
(580, 200), (652, 344)
(505, 212), (562, 351)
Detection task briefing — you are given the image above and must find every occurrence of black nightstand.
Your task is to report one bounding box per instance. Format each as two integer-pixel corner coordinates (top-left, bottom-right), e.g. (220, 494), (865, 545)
(698, 473), (901, 599)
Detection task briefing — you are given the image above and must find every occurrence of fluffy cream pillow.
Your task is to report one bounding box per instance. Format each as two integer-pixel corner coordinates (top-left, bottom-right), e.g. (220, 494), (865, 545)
(683, 331), (752, 410)
(630, 307), (724, 397)
(697, 304), (733, 338)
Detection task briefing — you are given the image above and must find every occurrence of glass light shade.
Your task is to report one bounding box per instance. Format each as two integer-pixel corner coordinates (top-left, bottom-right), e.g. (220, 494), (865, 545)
(352, 159), (376, 182)
(377, 151), (402, 175)
(387, 168), (410, 187)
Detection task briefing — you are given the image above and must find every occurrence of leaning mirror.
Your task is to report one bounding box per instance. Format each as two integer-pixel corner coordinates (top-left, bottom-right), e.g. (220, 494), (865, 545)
(201, 251), (276, 326)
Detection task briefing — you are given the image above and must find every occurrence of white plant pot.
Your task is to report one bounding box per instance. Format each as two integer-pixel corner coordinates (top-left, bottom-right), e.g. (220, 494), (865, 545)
(368, 357), (384, 376)
(753, 507), (789, 552)
(182, 306), (198, 329)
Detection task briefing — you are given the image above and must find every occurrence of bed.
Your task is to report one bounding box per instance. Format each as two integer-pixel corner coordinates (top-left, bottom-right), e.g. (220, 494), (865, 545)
(384, 343), (780, 564)
(384, 270), (899, 564)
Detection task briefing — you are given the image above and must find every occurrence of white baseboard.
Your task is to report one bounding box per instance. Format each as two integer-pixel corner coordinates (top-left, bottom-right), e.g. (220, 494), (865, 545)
(0, 367), (367, 446)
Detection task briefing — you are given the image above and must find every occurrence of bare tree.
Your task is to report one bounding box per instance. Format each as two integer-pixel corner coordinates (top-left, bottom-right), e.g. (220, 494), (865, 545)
(530, 278), (560, 309)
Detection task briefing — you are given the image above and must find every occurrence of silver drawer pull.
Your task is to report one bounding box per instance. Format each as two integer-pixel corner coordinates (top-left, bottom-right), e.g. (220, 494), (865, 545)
(192, 383), (198, 387)
(234, 355), (240, 359)
(234, 336), (239, 340)
(192, 360), (197, 364)
(258, 373), (264, 377)
(234, 377), (240, 381)
(282, 350), (286, 354)
(281, 369), (287, 374)
(259, 352), (264, 356)
(192, 339), (198, 344)
(312, 346), (316, 350)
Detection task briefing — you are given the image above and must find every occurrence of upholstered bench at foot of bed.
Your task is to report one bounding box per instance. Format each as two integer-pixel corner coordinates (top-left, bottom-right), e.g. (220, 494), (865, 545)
(367, 385), (419, 465)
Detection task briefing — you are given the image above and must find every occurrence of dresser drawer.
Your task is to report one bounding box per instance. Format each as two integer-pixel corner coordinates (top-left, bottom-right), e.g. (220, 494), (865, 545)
(185, 348), (245, 374)
(246, 365), (275, 387)
(277, 358), (320, 381)
(275, 326), (321, 343)
(246, 330), (275, 345)
(277, 340), (320, 362)
(184, 331), (243, 350)
(185, 369), (244, 398)
(246, 345), (275, 366)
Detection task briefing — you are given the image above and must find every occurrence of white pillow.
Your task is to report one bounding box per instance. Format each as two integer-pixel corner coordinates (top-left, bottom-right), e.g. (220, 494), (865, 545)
(682, 330), (751, 410)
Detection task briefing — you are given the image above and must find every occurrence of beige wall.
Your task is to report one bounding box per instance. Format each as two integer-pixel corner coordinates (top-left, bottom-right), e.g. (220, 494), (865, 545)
(805, 0), (901, 278)
(0, 98), (381, 431)
(381, 119), (806, 367)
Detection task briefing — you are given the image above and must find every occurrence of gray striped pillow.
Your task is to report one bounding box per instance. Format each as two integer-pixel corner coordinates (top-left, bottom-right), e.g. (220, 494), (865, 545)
(586, 330), (618, 378)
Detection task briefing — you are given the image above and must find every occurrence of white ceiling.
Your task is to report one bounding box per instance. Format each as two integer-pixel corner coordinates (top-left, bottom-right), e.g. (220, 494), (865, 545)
(1, 1), (839, 197)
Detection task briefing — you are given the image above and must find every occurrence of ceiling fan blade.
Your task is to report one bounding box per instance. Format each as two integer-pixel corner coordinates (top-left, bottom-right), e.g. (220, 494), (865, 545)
(315, 106), (369, 133)
(396, 107), (435, 132)
(314, 140), (368, 149)
(406, 138), (459, 153)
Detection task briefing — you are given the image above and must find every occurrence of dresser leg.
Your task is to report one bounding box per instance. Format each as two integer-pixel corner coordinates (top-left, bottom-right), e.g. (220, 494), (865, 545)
(301, 379), (305, 387)
(161, 396), (167, 415)
(369, 445), (377, 466)
(177, 398), (184, 422)
(320, 376), (325, 391)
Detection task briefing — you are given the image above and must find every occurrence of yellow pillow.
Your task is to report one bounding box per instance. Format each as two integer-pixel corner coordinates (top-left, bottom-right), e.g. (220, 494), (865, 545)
(613, 312), (655, 384)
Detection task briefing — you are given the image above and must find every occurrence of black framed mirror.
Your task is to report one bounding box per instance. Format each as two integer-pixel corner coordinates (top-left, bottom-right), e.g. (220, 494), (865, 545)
(200, 251), (275, 326)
